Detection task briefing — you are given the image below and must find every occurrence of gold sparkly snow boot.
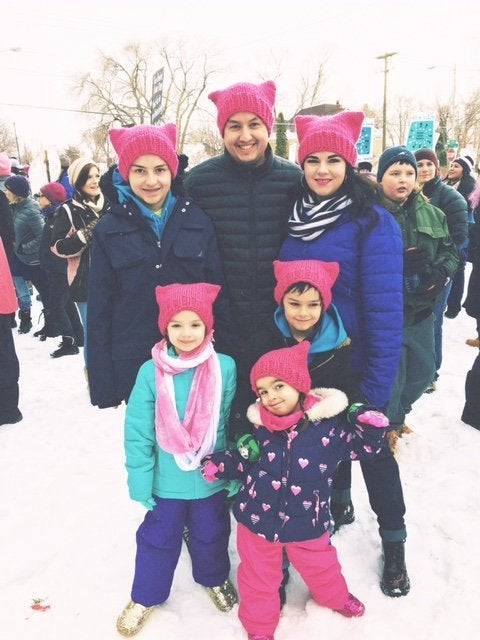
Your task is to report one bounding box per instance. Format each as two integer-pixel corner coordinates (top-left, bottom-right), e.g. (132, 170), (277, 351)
(205, 578), (238, 612)
(116, 600), (156, 637)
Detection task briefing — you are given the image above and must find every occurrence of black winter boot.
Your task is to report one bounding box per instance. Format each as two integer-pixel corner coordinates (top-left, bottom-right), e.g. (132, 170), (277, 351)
(50, 336), (79, 358)
(18, 310), (32, 334)
(380, 541), (410, 597)
(33, 309), (48, 340)
(330, 500), (355, 533)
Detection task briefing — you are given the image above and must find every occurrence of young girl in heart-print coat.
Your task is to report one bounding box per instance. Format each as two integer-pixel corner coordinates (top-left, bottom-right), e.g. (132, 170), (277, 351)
(201, 340), (389, 640)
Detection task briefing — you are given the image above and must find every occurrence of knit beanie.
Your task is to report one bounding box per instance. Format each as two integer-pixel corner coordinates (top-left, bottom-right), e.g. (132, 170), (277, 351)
(250, 341), (311, 396)
(68, 158), (98, 190)
(295, 111), (364, 167)
(377, 146), (417, 182)
(109, 123), (179, 181)
(4, 175), (30, 198)
(155, 282), (221, 335)
(414, 148), (439, 175)
(453, 156), (474, 175)
(273, 259), (339, 311)
(0, 152), (11, 176)
(40, 182), (67, 205)
(208, 80), (276, 135)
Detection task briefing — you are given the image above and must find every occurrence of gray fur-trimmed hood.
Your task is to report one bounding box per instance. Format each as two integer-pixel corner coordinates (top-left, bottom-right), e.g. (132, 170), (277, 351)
(247, 387), (349, 425)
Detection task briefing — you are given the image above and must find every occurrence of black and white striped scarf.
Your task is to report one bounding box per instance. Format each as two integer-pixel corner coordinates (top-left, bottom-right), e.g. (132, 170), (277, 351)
(288, 191), (353, 241)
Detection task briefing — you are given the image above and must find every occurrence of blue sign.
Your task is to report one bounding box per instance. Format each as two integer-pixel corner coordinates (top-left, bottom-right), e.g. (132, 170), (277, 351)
(357, 125), (373, 158)
(406, 119), (435, 151)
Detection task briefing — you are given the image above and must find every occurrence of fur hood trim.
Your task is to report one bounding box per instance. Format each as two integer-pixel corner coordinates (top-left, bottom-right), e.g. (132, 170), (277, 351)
(246, 387), (348, 425)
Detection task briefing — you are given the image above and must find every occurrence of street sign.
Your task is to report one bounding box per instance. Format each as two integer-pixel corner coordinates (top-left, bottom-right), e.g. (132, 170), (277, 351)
(405, 117), (435, 151)
(151, 67), (164, 125)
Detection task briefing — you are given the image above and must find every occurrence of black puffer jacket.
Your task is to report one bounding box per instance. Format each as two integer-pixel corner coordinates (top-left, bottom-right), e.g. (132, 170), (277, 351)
(422, 176), (468, 248)
(184, 146), (302, 363)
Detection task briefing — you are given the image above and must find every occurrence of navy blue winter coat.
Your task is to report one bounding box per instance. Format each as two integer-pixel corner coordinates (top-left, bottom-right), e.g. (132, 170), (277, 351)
(87, 194), (232, 409)
(208, 388), (386, 543)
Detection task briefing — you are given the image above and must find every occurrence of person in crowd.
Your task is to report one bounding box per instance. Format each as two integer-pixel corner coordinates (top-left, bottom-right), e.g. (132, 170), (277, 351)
(56, 154), (74, 198)
(5, 175), (50, 335)
(461, 179), (480, 429)
(443, 155), (477, 319)
(51, 158), (109, 362)
(376, 147), (458, 447)
(0, 152), (11, 192)
(463, 178), (480, 348)
(87, 123), (231, 410)
(37, 182), (84, 356)
(201, 341), (389, 640)
(414, 148), (468, 392)
(116, 283), (237, 637)
(357, 160), (372, 173)
(278, 112), (408, 597)
(0, 237), (22, 426)
(184, 80), (302, 439)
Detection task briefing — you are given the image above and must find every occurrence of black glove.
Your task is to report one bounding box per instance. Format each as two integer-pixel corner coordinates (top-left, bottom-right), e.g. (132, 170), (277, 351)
(415, 267), (449, 295)
(403, 246), (430, 276)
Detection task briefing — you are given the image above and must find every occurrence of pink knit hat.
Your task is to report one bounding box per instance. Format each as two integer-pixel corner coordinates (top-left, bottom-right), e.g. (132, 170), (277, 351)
(295, 111), (364, 167)
(40, 182), (67, 205)
(208, 80), (276, 135)
(155, 282), (221, 335)
(0, 152), (11, 176)
(250, 341), (311, 396)
(109, 123), (179, 181)
(273, 259), (339, 310)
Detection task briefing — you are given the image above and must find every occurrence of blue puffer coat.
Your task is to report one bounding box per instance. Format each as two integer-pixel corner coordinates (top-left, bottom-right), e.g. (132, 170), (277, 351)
(87, 194), (232, 409)
(209, 388), (386, 543)
(279, 205), (403, 408)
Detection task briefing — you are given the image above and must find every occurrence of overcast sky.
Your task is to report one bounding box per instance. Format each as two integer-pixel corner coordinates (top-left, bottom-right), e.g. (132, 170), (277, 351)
(2, 0), (479, 160)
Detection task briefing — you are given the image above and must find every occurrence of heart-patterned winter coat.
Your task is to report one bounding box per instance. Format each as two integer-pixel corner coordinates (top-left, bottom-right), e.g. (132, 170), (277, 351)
(210, 388), (386, 543)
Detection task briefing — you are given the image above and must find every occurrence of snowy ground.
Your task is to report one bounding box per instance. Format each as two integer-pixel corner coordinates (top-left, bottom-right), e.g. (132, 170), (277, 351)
(1, 294), (480, 640)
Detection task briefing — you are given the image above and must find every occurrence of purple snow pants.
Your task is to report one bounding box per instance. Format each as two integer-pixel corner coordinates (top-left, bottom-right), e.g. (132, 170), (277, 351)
(131, 491), (231, 607)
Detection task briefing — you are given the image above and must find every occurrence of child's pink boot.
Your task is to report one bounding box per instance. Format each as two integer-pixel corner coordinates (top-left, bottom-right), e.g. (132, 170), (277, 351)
(335, 593), (365, 617)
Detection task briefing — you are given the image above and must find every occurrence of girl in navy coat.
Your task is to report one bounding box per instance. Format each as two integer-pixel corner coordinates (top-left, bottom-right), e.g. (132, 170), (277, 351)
(201, 341), (388, 640)
(87, 123), (231, 409)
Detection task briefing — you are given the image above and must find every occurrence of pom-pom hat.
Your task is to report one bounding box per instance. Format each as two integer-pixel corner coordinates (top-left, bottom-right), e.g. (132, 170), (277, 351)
(250, 341), (312, 396)
(377, 146), (417, 183)
(40, 182), (67, 205)
(208, 81), (276, 135)
(295, 111), (364, 168)
(155, 282), (221, 336)
(273, 259), (340, 311)
(414, 148), (439, 175)
(109, 123), (179, 181)
(4, 175), (30, 198)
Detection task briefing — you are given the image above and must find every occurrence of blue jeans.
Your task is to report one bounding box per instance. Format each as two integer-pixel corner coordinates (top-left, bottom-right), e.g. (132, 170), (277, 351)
(12, 276), (31, 311)
(433, 280), (453, 378)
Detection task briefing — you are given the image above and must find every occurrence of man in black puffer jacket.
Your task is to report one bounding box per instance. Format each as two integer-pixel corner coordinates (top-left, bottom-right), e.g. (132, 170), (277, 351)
(184, 81), (302, 439)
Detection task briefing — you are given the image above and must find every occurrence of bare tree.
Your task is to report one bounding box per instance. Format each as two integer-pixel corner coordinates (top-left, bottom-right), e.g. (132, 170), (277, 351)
(73, 40), (219, 156)
(0, 119), (17, 155)
(388, 96), (415, 147)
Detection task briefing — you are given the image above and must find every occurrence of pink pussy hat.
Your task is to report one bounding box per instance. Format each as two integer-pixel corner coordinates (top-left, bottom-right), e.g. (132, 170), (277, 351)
(273, 259), (340, 311)
(250, 340), (312, 396)
(109, 123), (179, 181)
(208, 80), (276, 135)
(295, 111), (364, 167)
(155, 282), (221, 336)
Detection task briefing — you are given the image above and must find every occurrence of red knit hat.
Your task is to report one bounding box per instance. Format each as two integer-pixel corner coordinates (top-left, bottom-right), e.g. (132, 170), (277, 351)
(109, 123), (179, 181)
(40, 182), (67, 205)
(208, 80), (276, 135)
(295, 111), (364, 167)
(250, 341), (311, 396)
(273, 259), (339, 310)
(414, 148), (439, 176)
(155, 282), (221, 335)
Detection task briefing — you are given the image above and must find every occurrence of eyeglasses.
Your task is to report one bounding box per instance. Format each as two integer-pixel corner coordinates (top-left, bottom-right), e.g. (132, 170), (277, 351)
(34, 193), (46, 199)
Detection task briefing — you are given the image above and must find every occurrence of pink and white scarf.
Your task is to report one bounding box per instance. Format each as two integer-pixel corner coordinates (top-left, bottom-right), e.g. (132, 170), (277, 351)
(151, 337), (222, 471)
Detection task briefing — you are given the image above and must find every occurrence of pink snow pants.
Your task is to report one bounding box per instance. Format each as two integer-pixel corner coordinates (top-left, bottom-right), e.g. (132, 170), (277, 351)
(237, 524), (349, 636)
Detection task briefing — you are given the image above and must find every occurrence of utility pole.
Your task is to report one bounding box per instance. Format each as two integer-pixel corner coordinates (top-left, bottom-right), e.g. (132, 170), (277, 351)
(376, 52), (398, 151)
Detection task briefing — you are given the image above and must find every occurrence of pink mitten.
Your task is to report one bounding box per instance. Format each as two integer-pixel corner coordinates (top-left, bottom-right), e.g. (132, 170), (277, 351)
(201, 460), (220, 482)
(357, 410), (389, 428)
